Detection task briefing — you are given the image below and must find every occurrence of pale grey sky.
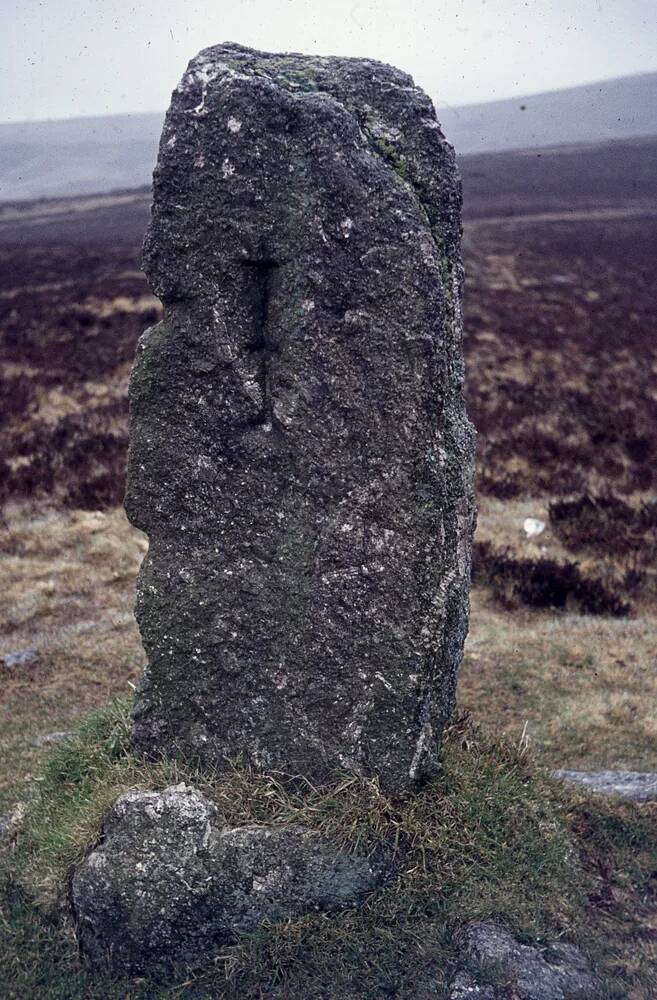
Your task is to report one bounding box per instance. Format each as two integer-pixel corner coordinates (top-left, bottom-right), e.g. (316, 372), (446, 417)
(2, 0), (656, 124)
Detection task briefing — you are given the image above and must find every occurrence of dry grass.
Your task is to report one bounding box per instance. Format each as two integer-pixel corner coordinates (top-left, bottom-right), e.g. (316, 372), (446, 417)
(461, 591), (657, 770)
(464, 216), (657, 499)
(3, 213), (657, 511)
(0, 503), (145, 813)
(461, 498), (657, 768)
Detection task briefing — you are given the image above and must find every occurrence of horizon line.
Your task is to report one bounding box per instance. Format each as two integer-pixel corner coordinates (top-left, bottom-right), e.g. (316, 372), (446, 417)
(1, 67), (655, 130)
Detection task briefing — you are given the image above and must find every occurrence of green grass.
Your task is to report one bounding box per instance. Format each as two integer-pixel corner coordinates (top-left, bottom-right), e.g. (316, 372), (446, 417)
(1, 701), (655, 998)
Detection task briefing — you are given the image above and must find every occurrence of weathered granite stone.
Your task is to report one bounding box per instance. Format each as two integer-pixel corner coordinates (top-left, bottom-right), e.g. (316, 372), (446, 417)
(71, 784), (386, 973)
(552, 769), (657, 802)
(459, 921), (595, 1000)
(449, 972), (503, 999)
(126, 43), (475, 793)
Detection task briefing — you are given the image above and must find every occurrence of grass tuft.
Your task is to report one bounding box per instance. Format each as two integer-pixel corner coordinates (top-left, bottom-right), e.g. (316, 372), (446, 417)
(0, 701), (605, 999)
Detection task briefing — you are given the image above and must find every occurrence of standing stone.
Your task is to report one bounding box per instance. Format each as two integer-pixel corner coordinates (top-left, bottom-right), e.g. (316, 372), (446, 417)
(126, 43), (475, 794)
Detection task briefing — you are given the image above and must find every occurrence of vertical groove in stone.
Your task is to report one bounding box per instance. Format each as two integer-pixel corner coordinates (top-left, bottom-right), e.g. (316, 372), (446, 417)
(126, 43), (476, 794)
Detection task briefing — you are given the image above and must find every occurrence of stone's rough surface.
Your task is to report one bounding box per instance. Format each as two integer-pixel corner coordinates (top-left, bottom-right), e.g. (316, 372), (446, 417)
(71, 784), (386, 973)
(127, 42), (475, 792)
(552, 769), (657, 802)
(460, 922), (595, 1000)
(449, 972), (503, 999)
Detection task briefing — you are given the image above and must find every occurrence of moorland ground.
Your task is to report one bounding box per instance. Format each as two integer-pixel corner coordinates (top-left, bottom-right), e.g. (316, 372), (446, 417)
(1, 139), (656, 996)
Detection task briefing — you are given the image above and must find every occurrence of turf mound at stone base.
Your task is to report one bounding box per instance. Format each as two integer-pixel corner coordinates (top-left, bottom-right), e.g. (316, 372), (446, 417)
(6, 700), (656, 998)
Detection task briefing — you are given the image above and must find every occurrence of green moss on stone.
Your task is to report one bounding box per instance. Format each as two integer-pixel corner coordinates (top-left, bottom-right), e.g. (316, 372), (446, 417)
(371, 137), (409, 180)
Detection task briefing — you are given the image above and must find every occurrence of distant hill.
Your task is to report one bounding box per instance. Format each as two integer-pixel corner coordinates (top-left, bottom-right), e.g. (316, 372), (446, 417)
(0, 113), (163, 203)
(460, 136), (657, 220)
(0, 71), (656, 203)
(437, 71), (657, 154)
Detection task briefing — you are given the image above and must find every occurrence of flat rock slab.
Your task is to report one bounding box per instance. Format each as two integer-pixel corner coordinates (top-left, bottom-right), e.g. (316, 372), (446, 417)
(459, 921), (595, 1000)
(126, 43), (475, 793)
(71, 784), (387, 974)
(552, 769), (657, 802)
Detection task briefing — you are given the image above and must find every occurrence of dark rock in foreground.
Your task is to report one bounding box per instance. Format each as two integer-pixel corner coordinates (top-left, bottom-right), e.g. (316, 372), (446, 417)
(458, 921), (595, 1000)
(71, 784), (386, 974)
(126, 42), (475, 794)
(552, 768), (657, 802)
